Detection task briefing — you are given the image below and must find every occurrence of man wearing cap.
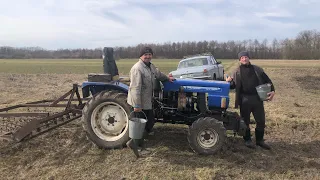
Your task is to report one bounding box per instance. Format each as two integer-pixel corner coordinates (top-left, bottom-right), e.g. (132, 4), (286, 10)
(226, 51), (275, 150)
(126, 47), (174, 157)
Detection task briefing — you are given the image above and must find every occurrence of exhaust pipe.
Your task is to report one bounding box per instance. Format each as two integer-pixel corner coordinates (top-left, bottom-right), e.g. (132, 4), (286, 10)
(102, 47), (119, 78)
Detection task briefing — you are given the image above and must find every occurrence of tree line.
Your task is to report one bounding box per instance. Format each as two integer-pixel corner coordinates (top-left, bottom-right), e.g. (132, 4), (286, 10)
(1, 30), (320, 60)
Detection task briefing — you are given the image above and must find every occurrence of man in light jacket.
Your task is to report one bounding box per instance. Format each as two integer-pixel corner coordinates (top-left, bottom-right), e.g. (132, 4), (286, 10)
(226, 51), (275, 150)
(126, 47), (174, 157)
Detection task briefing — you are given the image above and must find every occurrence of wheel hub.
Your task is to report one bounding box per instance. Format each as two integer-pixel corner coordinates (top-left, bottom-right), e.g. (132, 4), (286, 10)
(203, 133), (211, 140)
(91, 102), (128, 141)
(107, 115), (116, 124)
(99, 106), (126, 134)
(197, 129), (219, 149)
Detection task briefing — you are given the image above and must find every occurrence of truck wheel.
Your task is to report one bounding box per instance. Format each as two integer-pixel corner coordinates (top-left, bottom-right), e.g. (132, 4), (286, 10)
(82, 90), (130, 149)
(188, 117), (226, 155)
(212, 74), (216, 80)
(222, 70), (225, 80)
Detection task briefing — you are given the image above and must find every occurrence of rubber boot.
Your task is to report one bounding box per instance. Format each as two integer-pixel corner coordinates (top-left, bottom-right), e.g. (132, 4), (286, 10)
(243, 129), (256, 149)
(255, 129), (271, 150)
(126, 139), (140, 158)
(138, 139), (151, 156)
(147, 130), (155, 136)
(137, 132), (151, 156)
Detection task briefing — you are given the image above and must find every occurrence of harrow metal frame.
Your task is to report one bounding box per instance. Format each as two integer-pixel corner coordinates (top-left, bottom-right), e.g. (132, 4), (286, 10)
(0, 84), (88, 142)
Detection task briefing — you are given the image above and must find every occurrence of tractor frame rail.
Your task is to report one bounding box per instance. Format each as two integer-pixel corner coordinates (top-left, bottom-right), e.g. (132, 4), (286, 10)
(0, 84), (88, 142)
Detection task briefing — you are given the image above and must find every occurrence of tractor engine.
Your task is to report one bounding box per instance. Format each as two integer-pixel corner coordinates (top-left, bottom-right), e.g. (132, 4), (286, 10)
(153, 78), (230, 125)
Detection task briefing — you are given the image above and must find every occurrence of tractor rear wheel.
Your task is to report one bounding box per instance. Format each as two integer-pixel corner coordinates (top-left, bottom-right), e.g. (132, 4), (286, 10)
(82, 90), (130, 149)
(187, 117), (226, 155)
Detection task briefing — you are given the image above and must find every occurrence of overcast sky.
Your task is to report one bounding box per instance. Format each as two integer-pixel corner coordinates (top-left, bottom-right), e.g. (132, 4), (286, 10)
(0, 0), (319, 49)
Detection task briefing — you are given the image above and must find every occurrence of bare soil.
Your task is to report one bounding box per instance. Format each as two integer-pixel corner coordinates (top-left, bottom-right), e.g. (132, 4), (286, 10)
(0, 60), (320, 180)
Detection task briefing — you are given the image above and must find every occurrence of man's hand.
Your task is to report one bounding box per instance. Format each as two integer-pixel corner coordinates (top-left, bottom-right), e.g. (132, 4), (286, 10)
(168, 76), (175, 82)
(226, 76), (233, 82)
(134, 108), (142, 112)
(267, 91), (275, 101)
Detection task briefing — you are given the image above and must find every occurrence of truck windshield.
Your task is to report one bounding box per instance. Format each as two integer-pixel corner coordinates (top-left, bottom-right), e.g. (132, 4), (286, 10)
(178, 58), (208, 69)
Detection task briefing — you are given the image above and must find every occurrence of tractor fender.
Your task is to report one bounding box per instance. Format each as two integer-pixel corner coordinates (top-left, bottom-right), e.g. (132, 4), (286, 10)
(81, 81), (129, 98)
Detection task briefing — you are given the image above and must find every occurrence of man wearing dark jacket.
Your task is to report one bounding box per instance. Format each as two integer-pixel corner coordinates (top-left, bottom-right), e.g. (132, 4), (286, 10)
(226, 51), (275, 150)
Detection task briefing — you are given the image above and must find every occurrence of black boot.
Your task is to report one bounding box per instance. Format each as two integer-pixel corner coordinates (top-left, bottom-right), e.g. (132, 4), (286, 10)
(135, 131), (148, 148)
(255, 129), (271, 150)
(138, 139), (151, 156)
(137, 132), (151, 156)
(243, 129), (256, 149)
(126, 139), (140, 158)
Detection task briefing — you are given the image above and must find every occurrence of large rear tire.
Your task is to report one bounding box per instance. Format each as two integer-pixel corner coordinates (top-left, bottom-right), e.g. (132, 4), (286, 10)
(82, 91), (130, 149)
(188, 117), (226, 155)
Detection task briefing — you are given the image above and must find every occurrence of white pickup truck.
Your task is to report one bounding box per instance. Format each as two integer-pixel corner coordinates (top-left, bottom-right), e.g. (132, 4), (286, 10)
(169, 55), (224, 80)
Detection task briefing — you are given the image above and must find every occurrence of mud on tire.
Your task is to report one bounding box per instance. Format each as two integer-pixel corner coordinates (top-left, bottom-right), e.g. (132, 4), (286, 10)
(82, 90), (131, 149)
(188, 117), (226, 155)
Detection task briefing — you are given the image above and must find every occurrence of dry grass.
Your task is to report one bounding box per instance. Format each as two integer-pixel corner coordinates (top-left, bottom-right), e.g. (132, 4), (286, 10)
(0, 59), (320, 180)
(251, 59), (320, 68)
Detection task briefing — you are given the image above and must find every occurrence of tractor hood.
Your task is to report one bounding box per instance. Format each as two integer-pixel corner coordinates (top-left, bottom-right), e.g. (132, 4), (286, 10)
(162, 79), (230, 95)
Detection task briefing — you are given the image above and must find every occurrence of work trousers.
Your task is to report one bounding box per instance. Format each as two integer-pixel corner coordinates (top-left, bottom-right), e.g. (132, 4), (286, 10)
(132, 109), (155, 133)
(240, 95), (266, 133)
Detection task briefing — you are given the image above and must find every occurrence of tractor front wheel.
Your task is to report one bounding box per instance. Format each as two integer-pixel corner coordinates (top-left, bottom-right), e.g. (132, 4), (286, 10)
(82, 90), (131, 149)
(187, 117), (226, 155)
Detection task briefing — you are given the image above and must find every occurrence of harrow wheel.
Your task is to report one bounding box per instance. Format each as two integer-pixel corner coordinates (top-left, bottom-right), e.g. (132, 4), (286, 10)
(188, 117), (226, 155)
(82, 90), (130, 149)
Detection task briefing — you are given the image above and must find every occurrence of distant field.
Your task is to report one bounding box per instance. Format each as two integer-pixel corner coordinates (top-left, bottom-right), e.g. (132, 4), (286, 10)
(0, 59), (235, 75)
(251, 59), (320, 68)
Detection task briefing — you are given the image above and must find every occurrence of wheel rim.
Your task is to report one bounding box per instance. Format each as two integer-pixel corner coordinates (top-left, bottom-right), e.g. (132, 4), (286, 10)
(91, 101), (128, 142)
(197, 129), (219, 149)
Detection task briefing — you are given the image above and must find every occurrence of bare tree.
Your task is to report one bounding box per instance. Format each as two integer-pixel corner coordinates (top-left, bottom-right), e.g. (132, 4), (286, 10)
(1, 29), (320, 60)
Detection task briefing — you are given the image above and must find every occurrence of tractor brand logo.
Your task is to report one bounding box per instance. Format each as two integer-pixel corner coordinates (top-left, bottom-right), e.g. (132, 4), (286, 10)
(182, 86), (221, 92)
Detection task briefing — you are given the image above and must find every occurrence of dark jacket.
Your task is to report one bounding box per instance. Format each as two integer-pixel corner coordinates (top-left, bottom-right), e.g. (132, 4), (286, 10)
(230, 64), (275, 108)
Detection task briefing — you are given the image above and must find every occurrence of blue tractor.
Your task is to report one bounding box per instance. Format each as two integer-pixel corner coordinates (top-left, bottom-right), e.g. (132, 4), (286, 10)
(80, 48), (247, 155)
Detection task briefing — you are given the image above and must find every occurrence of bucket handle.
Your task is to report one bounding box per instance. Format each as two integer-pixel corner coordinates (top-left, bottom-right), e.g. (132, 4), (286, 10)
(129, 111), (148, 121)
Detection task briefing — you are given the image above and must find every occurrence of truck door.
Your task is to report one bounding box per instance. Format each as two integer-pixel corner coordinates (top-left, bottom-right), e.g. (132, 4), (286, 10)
(211, 57), (222, 79)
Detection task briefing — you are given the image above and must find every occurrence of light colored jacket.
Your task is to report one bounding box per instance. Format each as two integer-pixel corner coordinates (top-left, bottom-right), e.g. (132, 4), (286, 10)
(127, 59), (169, 110)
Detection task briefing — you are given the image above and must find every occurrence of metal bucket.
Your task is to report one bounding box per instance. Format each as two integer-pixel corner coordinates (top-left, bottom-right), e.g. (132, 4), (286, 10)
(128, 111), (147, 139)
(256, 83), (271, 101)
